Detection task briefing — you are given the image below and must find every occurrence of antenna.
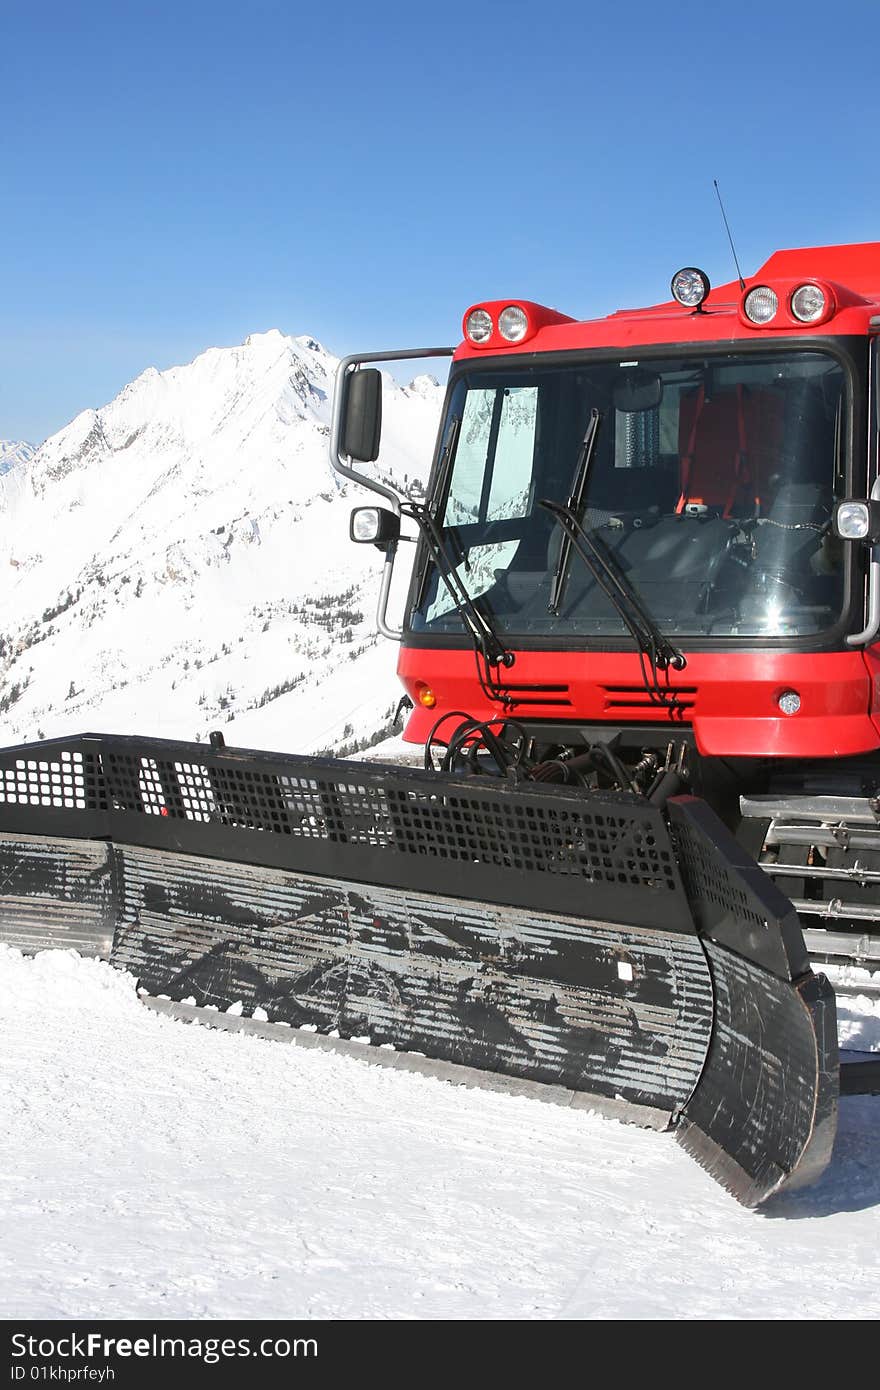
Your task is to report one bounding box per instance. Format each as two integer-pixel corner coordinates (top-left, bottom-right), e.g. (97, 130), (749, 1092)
(713, 179), (745, 291)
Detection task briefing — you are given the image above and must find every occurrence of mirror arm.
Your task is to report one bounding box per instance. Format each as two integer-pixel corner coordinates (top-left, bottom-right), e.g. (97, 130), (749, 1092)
(330, 347), (454, 515)
(376, 539), (403, 641)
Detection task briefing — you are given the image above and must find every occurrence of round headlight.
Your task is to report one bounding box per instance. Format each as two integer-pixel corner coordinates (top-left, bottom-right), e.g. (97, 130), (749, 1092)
(671, 267), (711, 309)
(744, 286), (779, 325)
(791, 283), (827, 323)
(350, 507), (381, 542)
(498, 305), (528, 342)
(835, 501), (871, 540)
(465, 308), (493, 344)
(777, 690), (801, 716)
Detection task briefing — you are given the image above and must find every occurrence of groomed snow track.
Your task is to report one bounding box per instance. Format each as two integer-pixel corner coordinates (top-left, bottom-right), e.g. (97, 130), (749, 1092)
(0, 731), (841, 1206)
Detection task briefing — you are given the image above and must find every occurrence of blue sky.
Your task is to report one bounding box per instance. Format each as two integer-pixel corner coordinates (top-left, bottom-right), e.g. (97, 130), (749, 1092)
(2, 0), (878, 442)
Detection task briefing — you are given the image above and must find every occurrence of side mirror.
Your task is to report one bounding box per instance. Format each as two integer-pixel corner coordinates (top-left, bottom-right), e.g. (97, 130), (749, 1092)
(833, 499), (880, 543)
(342, 368), (382, 462)
(350, 506), (400, 551)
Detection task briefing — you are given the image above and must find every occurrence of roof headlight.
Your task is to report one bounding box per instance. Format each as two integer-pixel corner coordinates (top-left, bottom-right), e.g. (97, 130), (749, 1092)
(465, 308), (493, 344)
(744, 285), (779, 325)
(791, 283), (827, 323)
(498, 305), (529, 342)
(670, 267), (711, 309)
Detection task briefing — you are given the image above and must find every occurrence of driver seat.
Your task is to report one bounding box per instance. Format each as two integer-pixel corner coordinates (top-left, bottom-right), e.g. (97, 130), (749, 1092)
(676, 385), (751, 516)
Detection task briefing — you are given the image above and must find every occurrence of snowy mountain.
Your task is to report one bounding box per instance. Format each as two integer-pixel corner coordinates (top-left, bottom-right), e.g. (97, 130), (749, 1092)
(0, 439), (36, 476)
(0, 331), (443, 753)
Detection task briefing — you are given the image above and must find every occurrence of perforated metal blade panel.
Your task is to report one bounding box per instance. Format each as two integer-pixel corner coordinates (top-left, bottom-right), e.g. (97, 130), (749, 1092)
(0, 734), (838, 1205)
(0, 733), (691, 928)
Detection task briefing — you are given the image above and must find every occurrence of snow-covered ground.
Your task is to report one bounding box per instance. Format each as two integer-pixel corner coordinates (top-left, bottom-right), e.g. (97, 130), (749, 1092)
(1, 945), (878, 1321)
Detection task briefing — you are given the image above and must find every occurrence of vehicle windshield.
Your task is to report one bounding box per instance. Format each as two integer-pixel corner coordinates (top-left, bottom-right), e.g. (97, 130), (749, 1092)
(409, 349), (849, 641)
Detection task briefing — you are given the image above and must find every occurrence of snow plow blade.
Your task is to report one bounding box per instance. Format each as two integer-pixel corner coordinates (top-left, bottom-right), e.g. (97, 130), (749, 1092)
(0, 732), (837, 1206)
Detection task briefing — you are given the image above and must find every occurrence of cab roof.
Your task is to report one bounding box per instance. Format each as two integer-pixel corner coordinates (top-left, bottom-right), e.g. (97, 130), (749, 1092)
(454, 241), (880, 360)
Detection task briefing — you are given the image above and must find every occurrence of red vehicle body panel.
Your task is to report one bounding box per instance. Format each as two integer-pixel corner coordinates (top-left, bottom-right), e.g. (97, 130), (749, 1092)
(398, 645), (880, 759)
(398, 241), (880, 761)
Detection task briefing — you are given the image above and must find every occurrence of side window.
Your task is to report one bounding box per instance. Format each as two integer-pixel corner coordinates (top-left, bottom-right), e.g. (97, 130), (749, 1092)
(444, 389), (493, 525)
(487, 387), (537, 519)
(443, 386), (538, 526)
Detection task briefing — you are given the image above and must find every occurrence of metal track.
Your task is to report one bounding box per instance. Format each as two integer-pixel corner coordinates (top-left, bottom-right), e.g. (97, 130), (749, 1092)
(741, 793), (880, 974)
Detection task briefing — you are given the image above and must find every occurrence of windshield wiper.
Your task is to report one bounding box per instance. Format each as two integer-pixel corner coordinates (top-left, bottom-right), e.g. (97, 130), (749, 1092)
(542, 404), (685, 676)
(402, 499), (514, 670)
(548, 408), (603, 615)
(539, 499), (687, 681)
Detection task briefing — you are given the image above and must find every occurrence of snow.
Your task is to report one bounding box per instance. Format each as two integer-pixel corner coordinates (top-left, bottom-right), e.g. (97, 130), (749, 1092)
(1, 944), (878, 1320)
(828, 965), (880, 1051)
